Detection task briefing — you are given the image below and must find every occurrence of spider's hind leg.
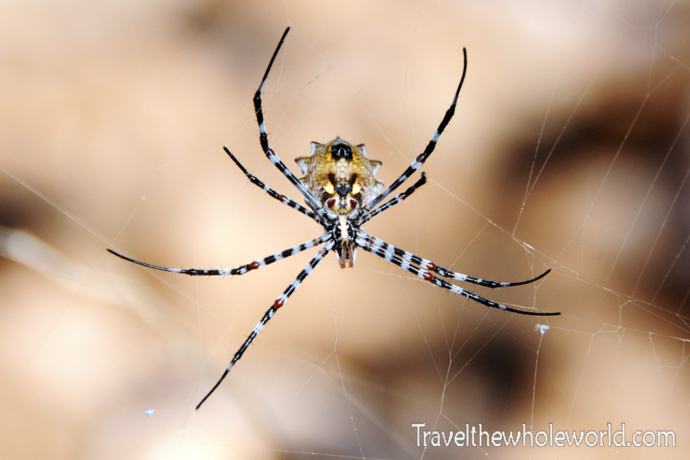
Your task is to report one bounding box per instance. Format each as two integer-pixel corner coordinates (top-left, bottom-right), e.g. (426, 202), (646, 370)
(361, 48), (468, 215)
(251, 27), (324, 216)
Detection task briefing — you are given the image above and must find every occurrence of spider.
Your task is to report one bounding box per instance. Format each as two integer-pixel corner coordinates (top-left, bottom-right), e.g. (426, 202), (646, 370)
(108, 27), (560, 410)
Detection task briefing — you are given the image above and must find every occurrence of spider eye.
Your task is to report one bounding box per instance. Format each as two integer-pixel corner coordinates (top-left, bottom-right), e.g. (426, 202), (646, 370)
(331, 144), (352, 160)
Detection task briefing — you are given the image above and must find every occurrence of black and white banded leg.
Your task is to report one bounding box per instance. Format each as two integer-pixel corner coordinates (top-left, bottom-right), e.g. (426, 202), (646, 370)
(362, 48), (468, 214)
(252, 27), (324, 215)
(195, 239), (335, 409)
(360, 173), (427, 224)
(356, 230), (551, 288)
(224, 147), (322, 224)
(107, 233), (330, 277)
(355, 235), (558, 316)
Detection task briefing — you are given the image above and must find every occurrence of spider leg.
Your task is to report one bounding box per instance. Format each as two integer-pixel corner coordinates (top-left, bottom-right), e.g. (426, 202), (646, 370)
(224, 147), (322, 224)
(356, 230), (551, 288)
(107, 233), (330, 276)
(253, 27), (324, 215)
(195, 239), (335, 409)
(355, 234), (559, 316)
(360, 173), (427, 224)
(362, 48), (468, 215)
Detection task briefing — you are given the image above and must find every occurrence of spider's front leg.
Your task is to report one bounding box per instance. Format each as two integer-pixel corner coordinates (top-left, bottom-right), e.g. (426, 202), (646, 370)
(356, 230), (551, 288)
(107, 233), (330, 277)
(195, 239), (335, 409)
(355, 232), (559, 316)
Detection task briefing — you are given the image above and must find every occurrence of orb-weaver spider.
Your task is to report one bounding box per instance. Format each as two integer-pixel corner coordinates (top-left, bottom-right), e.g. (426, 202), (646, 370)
(108, 27), (559, 410)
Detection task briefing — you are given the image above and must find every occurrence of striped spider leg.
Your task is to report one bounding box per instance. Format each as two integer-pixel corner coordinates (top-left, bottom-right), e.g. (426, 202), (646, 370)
(108, 27), (558, 410)
(354, 230), (557, 316)
(360, 173), (427, 225)
(344, 37), (557, 316)
(107, 233), (330, 277)
(253, 27), (325, 218)
(109, 231), (334, 410)
(356, 231), (551, 289)
(194, 239), (335, 409)
(355, 50), (468, 218)
(223, 146), (322, 224)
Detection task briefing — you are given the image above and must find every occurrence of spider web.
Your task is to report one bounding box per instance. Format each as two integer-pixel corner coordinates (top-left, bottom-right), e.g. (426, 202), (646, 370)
(1, 0), (689, 458)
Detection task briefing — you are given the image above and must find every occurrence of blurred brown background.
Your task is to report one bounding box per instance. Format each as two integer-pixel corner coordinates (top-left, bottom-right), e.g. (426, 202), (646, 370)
(1, 0), (689, 458)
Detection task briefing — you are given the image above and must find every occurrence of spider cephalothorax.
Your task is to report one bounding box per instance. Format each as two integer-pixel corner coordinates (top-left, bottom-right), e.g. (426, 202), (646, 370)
(295, 137), (383, 218)
(108, 27), (559, 411)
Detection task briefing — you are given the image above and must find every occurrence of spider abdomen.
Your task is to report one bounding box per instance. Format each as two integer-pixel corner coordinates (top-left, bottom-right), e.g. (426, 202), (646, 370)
(295, 137), (384, 217)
